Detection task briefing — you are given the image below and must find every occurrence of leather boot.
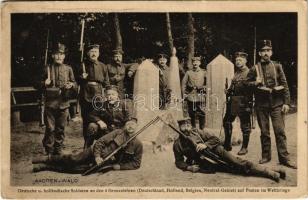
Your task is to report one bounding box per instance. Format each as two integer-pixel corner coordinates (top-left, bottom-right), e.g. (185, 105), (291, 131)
(32, 155), (50, 164)
(199, 115), (205, 130)
(238, 134), (250, 155)
(272, 167), (286, 179)
(223, 125), (232, 151)
(249, 162), (280, 182)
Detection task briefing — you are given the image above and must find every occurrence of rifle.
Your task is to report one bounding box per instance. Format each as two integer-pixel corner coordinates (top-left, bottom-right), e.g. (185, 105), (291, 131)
(82, 116), (160, 176)
(156, 115), (229, 169)
(39, 29), (49, 127)
(76, 18), (86, 114)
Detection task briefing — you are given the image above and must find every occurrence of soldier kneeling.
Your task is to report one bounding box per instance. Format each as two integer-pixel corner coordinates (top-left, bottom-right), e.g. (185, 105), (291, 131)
(32, 118), (142, 173)
(173, 117), (286, 182)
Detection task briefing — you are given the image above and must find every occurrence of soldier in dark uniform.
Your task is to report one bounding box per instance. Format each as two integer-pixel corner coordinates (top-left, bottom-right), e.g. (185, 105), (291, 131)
(223, 51), (253, 155)
(106, 48), (138, 99)
(173, 118), (286, 182)
(41, 43), (77, 155)
(84, 85), (135, 148)
(245, 40), (296, 168)
(181, 56), (207, 129)
(32, 119), (143, 173)
(77, 44), (109, 148)
(155, 53), (171, 109)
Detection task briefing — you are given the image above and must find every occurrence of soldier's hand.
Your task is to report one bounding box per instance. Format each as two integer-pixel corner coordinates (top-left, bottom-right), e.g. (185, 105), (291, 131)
(127, 71), (134, 78)
(187, 165), (200, 173)
(95, 156), (104, 165)
(196, 143), (208, 152)
(45, 79), (51, 86)
(97, 120), (107, 130)
(112, 164), (121, 170)
(82, 73), (88, 79)
(282, 104), (290, 114)
(255, 77), (263, 86)
(65, 82), (73, 89)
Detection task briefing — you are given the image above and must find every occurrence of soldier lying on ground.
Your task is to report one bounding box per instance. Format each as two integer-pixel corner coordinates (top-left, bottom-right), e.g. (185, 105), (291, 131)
(173, 117), (287, 182)
(32, 119), (143, 173)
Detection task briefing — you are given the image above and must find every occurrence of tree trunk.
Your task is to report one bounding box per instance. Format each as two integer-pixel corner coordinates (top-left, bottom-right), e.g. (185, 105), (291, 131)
(187, 13), (195, 70)
(113, 13), (122, 50)
(166, 13), (174, 55)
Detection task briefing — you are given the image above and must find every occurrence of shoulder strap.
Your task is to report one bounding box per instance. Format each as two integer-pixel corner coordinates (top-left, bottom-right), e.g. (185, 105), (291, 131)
(270, 61), (278, 86)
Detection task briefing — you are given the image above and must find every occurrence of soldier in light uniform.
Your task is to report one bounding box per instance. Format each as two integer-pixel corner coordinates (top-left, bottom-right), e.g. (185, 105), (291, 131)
(173, 118), (286, 182)
(106, 48), (138, 99)
(155, 53), (171, 109)
(84, 85), (135, 148)
(77, 44), (109, 148)
(32, 119), (143, 173)
(181, 56), (207, 129)
(246, 40), (296, 168)
(223, 51), (253, 155)
(41, 43), (77, 155)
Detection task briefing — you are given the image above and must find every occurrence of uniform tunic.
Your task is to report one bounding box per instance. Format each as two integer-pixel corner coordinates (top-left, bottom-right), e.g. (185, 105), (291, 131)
(223, 66), (252, 139)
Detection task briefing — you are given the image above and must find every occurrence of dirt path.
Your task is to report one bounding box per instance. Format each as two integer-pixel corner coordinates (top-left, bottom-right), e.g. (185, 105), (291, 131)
(10, 113), (297, 187)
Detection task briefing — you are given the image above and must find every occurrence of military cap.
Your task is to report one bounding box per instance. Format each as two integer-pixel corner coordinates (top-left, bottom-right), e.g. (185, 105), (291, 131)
(177, 117), (191, 126)
(234, 51), (248, 58)
(105, 85), (119, 93)
(258, 39), (272, 50)
(191, 56), (201, 61)
(112, 48), (124, 55)
(86, 43), (100, 51)
(156, 53), (168, 60)
(52, 43), (66, 54)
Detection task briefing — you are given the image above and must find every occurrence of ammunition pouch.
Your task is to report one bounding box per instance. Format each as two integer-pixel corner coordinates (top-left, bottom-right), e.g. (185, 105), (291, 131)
(62, 87), (77, 101)
(272, 85), (284, 96)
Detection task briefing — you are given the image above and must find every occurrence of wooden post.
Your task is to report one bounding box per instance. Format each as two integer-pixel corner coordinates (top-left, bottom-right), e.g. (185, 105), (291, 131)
(166, 13), (174, 55)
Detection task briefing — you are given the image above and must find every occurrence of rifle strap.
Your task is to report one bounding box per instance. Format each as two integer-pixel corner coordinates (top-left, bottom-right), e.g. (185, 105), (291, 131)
(256, 63), (265, 85)
(270, 61), (278, 86)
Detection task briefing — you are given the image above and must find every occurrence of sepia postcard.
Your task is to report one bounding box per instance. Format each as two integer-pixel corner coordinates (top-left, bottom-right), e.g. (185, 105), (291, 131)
(1, 0), (307, 199)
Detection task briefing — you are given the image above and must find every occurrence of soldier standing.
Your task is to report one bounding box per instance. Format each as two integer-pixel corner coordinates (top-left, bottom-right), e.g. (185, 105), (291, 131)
(32, 119), (143, 173)
(77, 44), (109, 148)
(246, 40), (296, 168)
(106, 48), (138, 99)
(155, 53), (171, 109)
(173, 118), (286, 182)
(223, 51), (253, 155)
(84, 85), (135, 148)
(181, 56), (206, 129)
(42, 43), (77, 155)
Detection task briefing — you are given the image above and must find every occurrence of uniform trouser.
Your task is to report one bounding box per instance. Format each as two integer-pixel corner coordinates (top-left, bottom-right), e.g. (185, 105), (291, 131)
(43, 107), (69, 154)
(80, 100), (95, 145)
(212, 145), (273, 177)
(187, 100), (206, 129)
(223, 109), (251, 148)
(42, 147), (95, 173)
(85, 123), (109, 148)
(256, 106), (289, 163)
